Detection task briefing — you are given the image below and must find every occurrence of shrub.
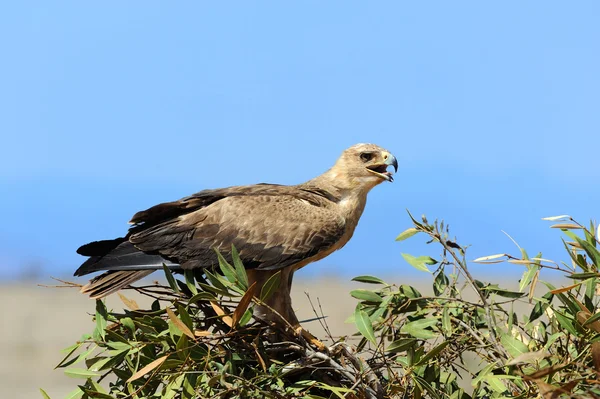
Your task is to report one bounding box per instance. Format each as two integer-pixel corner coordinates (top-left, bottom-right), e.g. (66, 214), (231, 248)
(43, 213), (600, 398)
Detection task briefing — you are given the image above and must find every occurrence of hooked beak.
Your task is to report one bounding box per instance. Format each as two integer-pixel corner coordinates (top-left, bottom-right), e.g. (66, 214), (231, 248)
(366, 151), (398, 182)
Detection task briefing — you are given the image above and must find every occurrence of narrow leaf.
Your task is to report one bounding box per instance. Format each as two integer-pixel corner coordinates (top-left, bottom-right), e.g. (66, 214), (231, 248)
(260, 271), (281, 302)
(575, 236), (600, 268)
(163, 264), (180, 293)
(414, 341), (449, 366)
(501, 334), (528, 358)
(550, 223), (583, 229)
(583, 311), (600, 328)
(387, 338), (417, 352)
(216, 250), (238, 284)
(402, 253), (433, 273)
(166, 307), (195, 340)
(183, 270), (198, 295)
(230, 245), (249, 289)
(519, 265), (538, 292)
(118, 293), (139, 310)
(210, 302), (233, 327)
(541, 215), (571, 221)
(401, 318), (438, 339)
(64, 368), (101, 379)
(553, 311), (578, 335)
(395, 227), (419, 241)
(354, 307), (377, 344)
(550, 282), (584, 294)
(39, 388), (52, 399)
(232, 282), (257, 327)
(350, 289), (383, 303)
(351, 275), (386, 284)
(507, 350), (550, 365)
(473, 254), (506, 262)
(62, 387), (84, 399)
(442, 307), (452, 335)
(95, 300), (107, 341)
(126, 355), (168, 383)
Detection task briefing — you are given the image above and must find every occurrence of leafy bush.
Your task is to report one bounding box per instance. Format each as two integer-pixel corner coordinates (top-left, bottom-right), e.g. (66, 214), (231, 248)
(43, 213), (600, 398)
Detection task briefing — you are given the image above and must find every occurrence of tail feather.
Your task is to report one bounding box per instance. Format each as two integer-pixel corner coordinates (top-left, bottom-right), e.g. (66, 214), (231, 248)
(74, 241), (178, 277)
(80, 270), (155, 299)
(75, 237), (180, 299)
(77, 237), (127, 256)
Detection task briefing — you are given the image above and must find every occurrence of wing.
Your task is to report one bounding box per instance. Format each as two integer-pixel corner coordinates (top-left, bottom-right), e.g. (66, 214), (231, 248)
(129, 188), (346, 271)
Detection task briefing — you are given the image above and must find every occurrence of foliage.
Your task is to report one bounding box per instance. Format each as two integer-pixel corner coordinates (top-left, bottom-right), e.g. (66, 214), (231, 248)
(45, 213), (600, 398)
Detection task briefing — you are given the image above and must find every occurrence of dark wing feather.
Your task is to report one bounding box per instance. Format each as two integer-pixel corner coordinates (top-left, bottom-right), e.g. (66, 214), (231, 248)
(129, 188), (346, 271)
(75, 184), (345, 298)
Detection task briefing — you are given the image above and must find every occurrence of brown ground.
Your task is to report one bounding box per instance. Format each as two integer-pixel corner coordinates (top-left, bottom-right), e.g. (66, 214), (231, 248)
(2, 276), (432, 399)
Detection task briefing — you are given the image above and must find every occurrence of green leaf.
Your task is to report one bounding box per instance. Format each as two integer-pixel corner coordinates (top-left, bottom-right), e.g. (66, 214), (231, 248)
(39, 388), (52, 399)
(401, 284), (422, 298)
(568, 272), (600, 280)
(55, 343), (82, 369)
(176, 334), (190, 360)
(401, 253), (436, 273)
(351, 275), (386, 284)
(519, 265), (539, 292)
(176, 304), (194, 331)
(238, 307), (253, 326)
(528, 301), (545, 322)
(483, 375), (508, 393)
(387, 338), (417, 352)
(442, 307), (452, 335)
(575, 236), (600, 268)
(413, 375), (441, 399)
(183, 270), (198, 295)
(553, 311), (579, 335)
(396, 227), (419, 241)
(203, 270), (233, 293)
(79, 388), (114, 399)
(188, 292), (217, 303)
(583, 311), (600, 327)
(216, 250), (238, 284)
(483, 287), (525, 299)
(349, 289), (383, 303)
(64, 368), (101, 379)
(95, 300), (107, 340)
(500, 334), (528, 358)
(433, 270), (449, 295)
(354, 306), (377, 344)
(401, 318), (438, 339)
(230, 245), (249, 289)
(163, 264), (180, 293)
(414, 340), (449, 366)
(62, 387), (83, 399)
(260, 271), (281, 302)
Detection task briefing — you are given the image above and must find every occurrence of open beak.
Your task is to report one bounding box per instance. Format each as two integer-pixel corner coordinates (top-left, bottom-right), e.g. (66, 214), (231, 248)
(366, 152), (398, 182)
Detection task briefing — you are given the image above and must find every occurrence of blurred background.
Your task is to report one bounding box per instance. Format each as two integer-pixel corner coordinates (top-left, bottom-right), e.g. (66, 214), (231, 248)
(1, 2), (599, 398)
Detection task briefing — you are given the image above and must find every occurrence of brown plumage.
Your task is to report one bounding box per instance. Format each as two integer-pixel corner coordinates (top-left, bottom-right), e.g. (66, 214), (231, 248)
(75, 143), (397, 326)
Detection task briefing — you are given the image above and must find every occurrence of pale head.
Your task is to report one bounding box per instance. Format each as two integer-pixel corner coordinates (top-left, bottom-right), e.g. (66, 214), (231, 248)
(325, 143), (398, 190)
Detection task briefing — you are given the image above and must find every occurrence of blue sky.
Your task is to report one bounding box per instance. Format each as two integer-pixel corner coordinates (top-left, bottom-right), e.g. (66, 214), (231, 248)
(1, 2), (599, 281)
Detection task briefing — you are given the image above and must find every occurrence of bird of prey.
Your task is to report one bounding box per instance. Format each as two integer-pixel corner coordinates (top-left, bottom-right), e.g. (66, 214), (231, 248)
(75, 143), (397, 340)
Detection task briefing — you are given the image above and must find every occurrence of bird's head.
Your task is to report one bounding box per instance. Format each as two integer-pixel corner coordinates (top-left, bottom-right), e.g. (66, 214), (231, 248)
(327, 143), (398, 190)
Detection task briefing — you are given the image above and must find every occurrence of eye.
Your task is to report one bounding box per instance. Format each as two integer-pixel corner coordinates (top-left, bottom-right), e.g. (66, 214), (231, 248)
(360, 152), (373, 162)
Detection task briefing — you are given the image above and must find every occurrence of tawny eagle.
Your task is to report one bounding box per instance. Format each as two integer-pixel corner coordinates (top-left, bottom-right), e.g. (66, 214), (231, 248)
(75, 143), (397, 331)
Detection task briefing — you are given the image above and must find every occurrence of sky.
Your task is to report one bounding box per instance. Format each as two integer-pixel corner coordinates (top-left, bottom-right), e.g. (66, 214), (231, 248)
(1, 2), (599, 282)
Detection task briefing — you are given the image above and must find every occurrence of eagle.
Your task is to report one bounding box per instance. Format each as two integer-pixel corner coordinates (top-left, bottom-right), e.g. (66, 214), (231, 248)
(75, 143), (397, 344)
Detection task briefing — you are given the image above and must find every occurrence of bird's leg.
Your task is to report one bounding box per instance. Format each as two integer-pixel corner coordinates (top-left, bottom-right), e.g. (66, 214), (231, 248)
(283, 271), (327, 352)
(247, 268), (326, 351)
